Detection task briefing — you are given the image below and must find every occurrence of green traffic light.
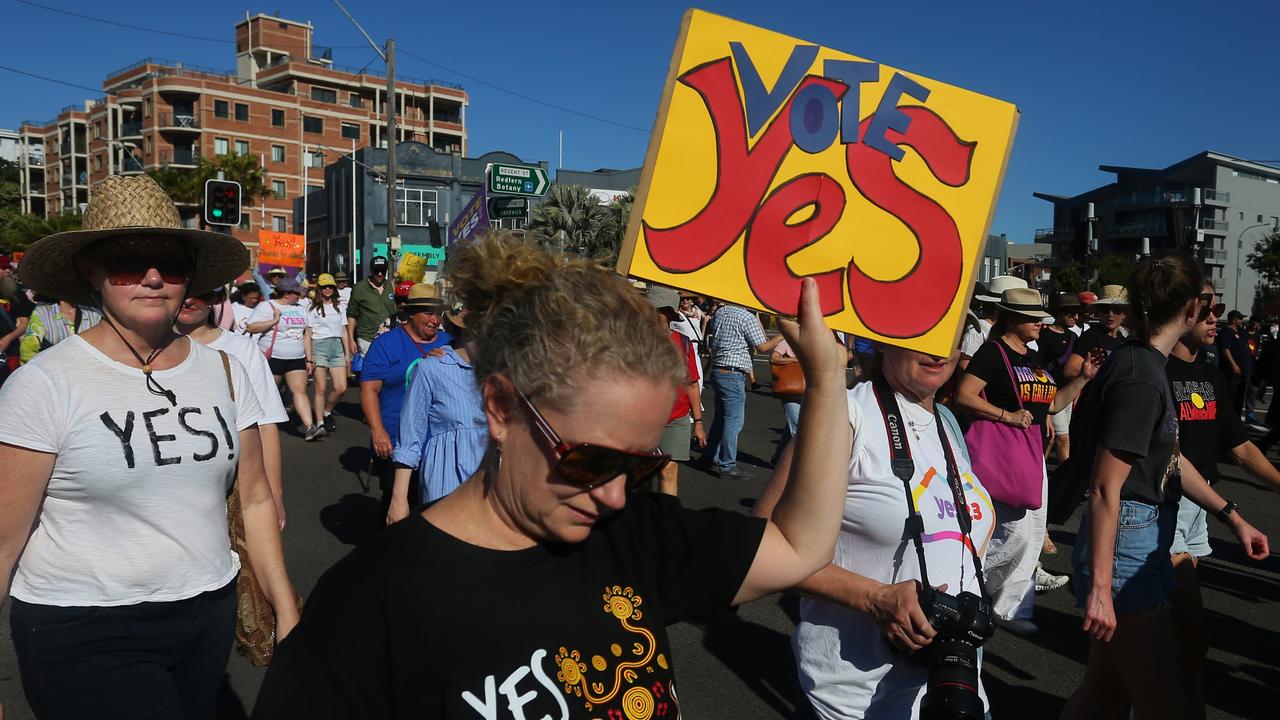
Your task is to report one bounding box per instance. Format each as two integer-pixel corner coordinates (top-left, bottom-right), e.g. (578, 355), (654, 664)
(212, 209), (223, 217)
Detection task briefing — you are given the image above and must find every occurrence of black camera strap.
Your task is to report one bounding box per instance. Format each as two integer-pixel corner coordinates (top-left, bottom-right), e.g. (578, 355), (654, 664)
(871, 379), (989, 601)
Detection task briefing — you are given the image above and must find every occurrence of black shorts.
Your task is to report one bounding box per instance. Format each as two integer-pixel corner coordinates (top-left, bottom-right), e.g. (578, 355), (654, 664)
(268, 356), (307, 375)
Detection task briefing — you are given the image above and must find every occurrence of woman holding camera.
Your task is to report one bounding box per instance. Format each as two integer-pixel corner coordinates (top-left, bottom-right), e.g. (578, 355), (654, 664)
(756, 344), (996, 719)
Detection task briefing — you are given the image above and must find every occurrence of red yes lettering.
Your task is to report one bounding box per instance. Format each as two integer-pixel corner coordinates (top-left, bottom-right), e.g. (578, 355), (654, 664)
(642, 55), (977, 339)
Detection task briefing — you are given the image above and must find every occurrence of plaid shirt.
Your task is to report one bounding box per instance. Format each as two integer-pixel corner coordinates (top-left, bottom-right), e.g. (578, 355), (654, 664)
(710, 305), (766, 372)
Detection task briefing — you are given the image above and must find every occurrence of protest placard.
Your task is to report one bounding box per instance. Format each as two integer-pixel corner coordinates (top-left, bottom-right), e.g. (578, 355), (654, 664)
(257, 230), (305, 271)
(618, 9), (1019, 356)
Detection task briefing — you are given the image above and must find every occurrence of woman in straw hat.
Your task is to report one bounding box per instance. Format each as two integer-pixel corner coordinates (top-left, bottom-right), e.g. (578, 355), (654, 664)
(956, 287), (1101, 636)
(0, 176), (298, 718)
(1064, 284), (1128, 381)
(386, 305), (485, 523)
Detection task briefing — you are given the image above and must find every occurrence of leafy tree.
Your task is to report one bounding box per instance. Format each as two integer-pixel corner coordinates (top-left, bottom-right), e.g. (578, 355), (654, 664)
(0, 211), (82, 253)
(1051, 262), (1086, 293)
(1246, 230), (1280, 303)
(149, 153), (267, 207)
(1094, 254), (1135, 289)
(525, 184), (611, 260)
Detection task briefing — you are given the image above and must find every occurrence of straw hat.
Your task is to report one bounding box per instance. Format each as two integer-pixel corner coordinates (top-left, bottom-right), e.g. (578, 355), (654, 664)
(1095, 285), (1129, 306)
(403, 283), (445, 309)
(444, 307), (467, 331)
(996, 288), (1054, 323)
(19, 175), (248, 305)
(976, 275), (1027, 302)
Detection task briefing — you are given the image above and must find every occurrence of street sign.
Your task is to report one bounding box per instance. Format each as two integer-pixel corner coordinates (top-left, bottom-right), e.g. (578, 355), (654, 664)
(487, 163), (549, 196)
(488, 196), (529, 219)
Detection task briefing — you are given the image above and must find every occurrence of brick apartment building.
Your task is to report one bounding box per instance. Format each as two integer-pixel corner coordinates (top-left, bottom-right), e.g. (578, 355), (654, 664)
(13, 13), (467, 256)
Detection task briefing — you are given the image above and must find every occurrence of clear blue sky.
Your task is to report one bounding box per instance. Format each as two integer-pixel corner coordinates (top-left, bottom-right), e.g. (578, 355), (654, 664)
(3, 0), (1278, 244)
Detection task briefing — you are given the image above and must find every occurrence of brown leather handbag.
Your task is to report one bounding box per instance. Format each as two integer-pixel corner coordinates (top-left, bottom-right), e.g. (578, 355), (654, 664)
(219, 351), (296, 667)
(771, 360), (805, 397)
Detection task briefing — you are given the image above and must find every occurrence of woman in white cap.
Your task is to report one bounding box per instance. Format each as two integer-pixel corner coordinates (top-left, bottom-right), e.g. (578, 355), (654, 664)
(0, 175), (297, 718)
(956, 287), (1100, 635)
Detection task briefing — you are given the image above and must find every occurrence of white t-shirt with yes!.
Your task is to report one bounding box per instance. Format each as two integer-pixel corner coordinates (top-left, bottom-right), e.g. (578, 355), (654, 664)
(250, 300), (308, 359)
(794, 381), (995, 720)
(0, 336), (264, 606)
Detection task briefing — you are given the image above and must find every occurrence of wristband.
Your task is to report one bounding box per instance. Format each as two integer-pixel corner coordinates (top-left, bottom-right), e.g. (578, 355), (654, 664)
(693, 418), (703, 423)
(999, 409), (1005, 422)
(1216, 500), (1239, 524)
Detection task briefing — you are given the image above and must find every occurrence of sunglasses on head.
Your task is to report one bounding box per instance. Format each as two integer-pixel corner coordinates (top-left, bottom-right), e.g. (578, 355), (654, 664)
(516, 389), (670, 491)
(99, 254), (191, 286)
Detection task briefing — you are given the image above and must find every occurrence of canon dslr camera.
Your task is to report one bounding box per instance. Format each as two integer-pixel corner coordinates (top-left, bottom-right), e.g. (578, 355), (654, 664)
(915, 585), (995, 720)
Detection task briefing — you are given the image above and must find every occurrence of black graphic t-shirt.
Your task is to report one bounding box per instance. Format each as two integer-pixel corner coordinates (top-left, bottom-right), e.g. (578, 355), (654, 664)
(254, 493), (766, 720)
(1166, 355), (1248, 481)
(965, 338), (1057, 429)
(1092, 342), (1181, 504)
(1072, 327), (1124, 366)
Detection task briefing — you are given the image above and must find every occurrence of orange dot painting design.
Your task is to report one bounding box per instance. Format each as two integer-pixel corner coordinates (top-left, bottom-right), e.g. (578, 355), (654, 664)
(554, 585), (679, 718)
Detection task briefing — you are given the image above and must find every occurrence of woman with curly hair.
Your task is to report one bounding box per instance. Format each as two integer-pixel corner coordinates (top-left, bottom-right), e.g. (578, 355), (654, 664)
(254, 233), (852, 719)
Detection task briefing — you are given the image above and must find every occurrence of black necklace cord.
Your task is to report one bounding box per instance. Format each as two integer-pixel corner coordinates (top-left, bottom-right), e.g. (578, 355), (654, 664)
(100, 315), (178, 406)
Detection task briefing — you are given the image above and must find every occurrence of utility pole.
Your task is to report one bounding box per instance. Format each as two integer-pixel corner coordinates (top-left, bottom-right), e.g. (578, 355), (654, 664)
(386, 38), (398, 256)
(332, 0), (398, 267)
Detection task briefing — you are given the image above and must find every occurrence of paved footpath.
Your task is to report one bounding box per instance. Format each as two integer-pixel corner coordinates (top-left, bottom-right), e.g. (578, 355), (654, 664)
(2, 363), (1277, 718)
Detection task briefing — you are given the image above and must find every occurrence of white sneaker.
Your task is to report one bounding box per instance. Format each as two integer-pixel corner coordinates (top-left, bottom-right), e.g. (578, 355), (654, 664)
(1034, 567), (1070, 593)
(995, 617), (1040, 636)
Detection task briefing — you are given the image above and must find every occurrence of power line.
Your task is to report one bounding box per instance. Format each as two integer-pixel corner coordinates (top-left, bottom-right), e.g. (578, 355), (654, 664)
(398, 48), (649, 134)
(16, 0), (230, 43)
(15, 1), (373, 48)
(0, 63), (102, 94)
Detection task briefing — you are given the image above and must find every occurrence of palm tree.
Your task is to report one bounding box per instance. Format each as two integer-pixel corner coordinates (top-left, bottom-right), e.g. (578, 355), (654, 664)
(526, 184), (610, 258)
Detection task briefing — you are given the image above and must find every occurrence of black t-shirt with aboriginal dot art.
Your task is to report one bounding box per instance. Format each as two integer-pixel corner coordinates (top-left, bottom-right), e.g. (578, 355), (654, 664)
(964, 338), (1058, 429)
(253, 492), (766, 720)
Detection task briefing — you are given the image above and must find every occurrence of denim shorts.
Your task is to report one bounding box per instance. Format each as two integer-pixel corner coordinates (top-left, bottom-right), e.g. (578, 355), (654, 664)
(1170, 494), (1212, 559)
(1072, 499), (1177, 613)
(312, 337), (346, 368)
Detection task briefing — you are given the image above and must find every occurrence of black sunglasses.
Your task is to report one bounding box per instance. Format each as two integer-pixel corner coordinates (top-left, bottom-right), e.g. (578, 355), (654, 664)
(517, 389), (670, 491)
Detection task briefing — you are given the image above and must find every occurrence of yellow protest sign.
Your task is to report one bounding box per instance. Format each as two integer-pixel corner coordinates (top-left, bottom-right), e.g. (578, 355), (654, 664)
(398, 252), (428, 283)
(617, 9), (1019, 356)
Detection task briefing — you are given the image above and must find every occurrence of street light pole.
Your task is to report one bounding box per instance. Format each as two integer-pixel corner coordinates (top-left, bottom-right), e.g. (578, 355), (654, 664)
(1234, 222), (1270, 312)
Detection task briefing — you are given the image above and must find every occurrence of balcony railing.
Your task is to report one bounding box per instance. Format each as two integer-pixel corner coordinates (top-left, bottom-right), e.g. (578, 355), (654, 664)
(1203, 188), (1231, 203)
(160, 113), (200, 130)
(161, 148), (200, 167)
(1201, 247), (1228, 262)
(1199, 218), (1229, 232)
(119, 121), (143, 137)
(1034, 227), (1075, 242)
(1107, 220), (1168, 238)
(23, 152), (44, 167)
(432, 113), (462, 125)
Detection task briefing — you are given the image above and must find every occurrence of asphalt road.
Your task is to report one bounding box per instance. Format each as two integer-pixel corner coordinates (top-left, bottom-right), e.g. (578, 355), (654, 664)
(2, 360), (1278, 719)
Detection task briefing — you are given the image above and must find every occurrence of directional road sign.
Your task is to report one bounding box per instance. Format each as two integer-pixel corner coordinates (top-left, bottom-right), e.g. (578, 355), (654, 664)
(487, 162), (549, 197)
(488, 196), (529, 219)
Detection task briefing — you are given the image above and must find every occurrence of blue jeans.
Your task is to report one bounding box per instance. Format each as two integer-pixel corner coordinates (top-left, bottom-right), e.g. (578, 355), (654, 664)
(1072, 500), (1177, 613)
(707, 368), (747, 472)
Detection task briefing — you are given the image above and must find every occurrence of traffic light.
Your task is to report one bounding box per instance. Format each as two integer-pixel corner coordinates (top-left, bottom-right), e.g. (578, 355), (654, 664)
(203, 179), (241, 226)
(427, 217), (443, 248)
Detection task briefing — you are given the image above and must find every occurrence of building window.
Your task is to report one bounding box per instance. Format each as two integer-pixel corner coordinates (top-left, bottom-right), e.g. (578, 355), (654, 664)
(396, 187), (438, 226)
(1260, 215), (1265, 223)
(349, 93), (363, 108)
(145, 136), (152, 154)
(302, 116), (323, 134)
(235, 140), (250, 156)
(271, 109), (285, 127)
(93, 155), (101, 172)
(304, 150), (323, 168)
(214, 137), (229, 155)
(271, 144), (285, 163)
(341, 122), (360, 140)
(239, 213), (252, 231)
(144, 99), (151, 118)
(214, 100), (229, 119)
(92, 123), (100, 139)
(273, 216), (287, 232)
(272, 180), (287, 199)
(234, 103), (249, 122)
(310, 87), (337, 104)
